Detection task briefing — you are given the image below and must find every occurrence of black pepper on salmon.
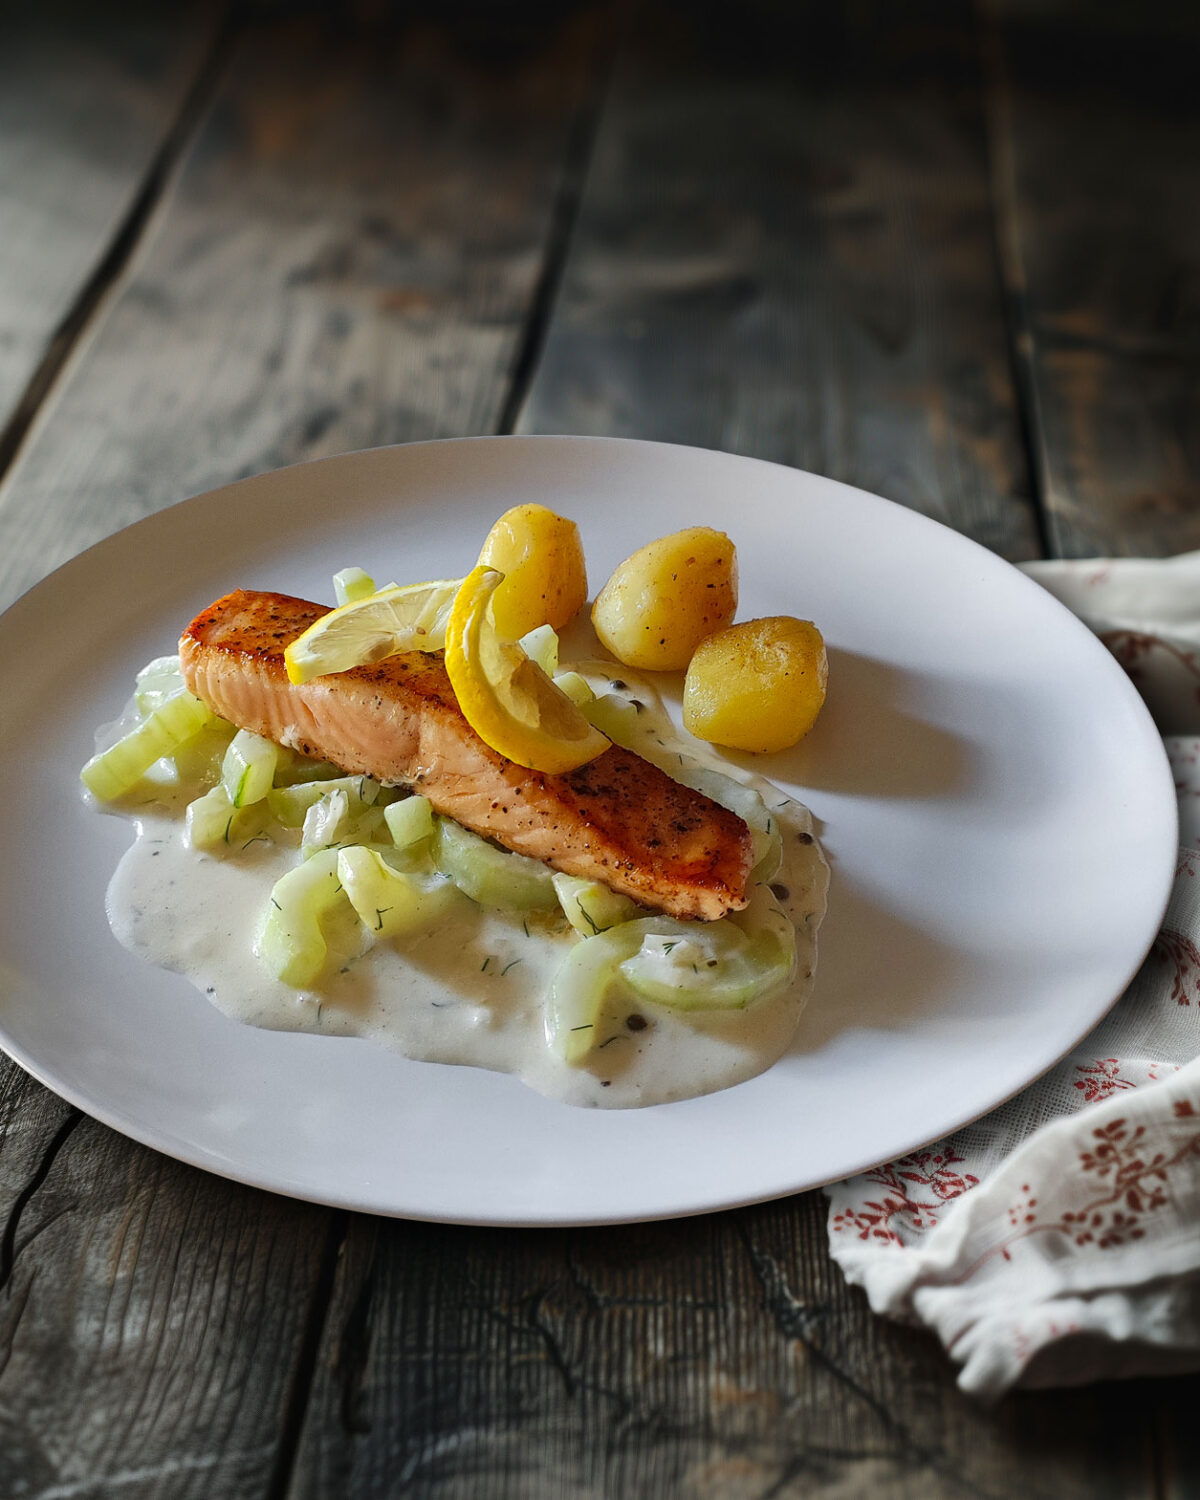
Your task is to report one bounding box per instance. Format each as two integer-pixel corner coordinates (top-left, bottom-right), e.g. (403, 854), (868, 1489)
(180, 590), (752, 920)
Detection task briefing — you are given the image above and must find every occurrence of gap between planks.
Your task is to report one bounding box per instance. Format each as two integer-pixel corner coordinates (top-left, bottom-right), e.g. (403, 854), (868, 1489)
(974, 0), (1054, 561)
(264, 1210), (350, 1500)
(495, 2), (625, 437)
(0, 6), (238, 495)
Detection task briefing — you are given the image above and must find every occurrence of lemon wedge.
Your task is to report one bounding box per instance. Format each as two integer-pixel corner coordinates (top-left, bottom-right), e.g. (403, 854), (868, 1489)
(284, 579), (462, 684)
(445, 567), (610, 774)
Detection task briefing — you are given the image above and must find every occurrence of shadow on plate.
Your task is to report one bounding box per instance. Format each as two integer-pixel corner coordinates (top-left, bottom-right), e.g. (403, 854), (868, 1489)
(757, 648), (973, 800)
(792, 871), (968, 1055)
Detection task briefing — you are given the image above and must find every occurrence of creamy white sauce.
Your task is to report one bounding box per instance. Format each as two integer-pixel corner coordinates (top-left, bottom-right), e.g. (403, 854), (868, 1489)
(97, 674), (828, 1109)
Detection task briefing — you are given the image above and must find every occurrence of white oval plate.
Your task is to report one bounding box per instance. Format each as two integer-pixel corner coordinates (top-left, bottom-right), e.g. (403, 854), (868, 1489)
(0, 438), (1177, 1224)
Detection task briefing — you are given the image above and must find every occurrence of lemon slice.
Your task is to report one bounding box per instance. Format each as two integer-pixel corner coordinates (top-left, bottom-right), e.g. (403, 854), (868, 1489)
(284, 579), (462, 684)
(445, 567), (610, 774)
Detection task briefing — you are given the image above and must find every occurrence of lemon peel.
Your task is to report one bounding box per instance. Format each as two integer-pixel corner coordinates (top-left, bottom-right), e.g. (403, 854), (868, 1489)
(444, 566), (610, 774)
(283, 579), (462, 685)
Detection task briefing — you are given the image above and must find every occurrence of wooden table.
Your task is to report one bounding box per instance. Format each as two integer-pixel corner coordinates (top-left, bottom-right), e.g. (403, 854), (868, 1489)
(2, 2), (1198, 1494)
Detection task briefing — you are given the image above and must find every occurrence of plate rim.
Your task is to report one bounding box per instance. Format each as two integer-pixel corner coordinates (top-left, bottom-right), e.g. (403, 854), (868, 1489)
(0, 434), (1180, 1224)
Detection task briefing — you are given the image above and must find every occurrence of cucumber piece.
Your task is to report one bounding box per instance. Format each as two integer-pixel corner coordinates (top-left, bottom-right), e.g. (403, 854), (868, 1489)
(172, 718), (237, 789)
(551, 872), (638, 936)
(269, 774), (382, 828)
(184, 783), (268, 852)
(384, 794), (435, 852)
(518, 623), (559, 677)
(546, 900), (794, 1062)
(337, 846), (461, 938)
(220, 729), (280, 808)
(581, 692), (639, 742)
(301, 787), (350, 857)
(545, 924), (642, 1063)
(255, 847), (354, 987)
(134, 655), (186, 715)
(333, 566), (375, 605)
(81, 690), (215, 800)
(270, 749), (346, 788)
(433, 817), (558, 912)
(551, 670), (595, 708)
(616, 901), (795, 1012)
(301, 788), (388, 858)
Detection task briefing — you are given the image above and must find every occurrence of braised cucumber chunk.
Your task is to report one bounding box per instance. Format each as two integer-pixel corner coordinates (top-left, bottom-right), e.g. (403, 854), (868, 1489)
(270, 746), (345, 787)
(548, 887), (796, 1062)
(301, 786), (353, 857)
(433, 816), (558, 912)
(333, 566), (376, 605)
(185, 783), (267, 852)
(551, 670), (595, 708)
(384, 794), (435, 852)
(552, 872), (638, 935)
(518, 623), (559, 677)
(545, 923), (642, 1063)
(134, 655), (186, 715)
(581, 691), (638, 743)
(268, 774), (384, 829)
(172, 718), (237, 786)
(81, 690), (216, 800)
(255, 847), (355, 987)
(337, 846), (462, 938)
(220, 729), (279, 808)
(618, 897), (795, 1012)
(300, 786), (387, 858)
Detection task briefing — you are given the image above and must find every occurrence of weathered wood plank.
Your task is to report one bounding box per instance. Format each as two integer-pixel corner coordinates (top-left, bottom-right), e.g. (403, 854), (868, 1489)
(291, 1200), (1163, 1499)
(0, 1), (222, 438)
(988, 0), (1200, 557)
(0, 2), (603, 612)
(519, 0), (1040, 561)
(0, 1061), (334, 1500)
(0, 6), (606, 1495)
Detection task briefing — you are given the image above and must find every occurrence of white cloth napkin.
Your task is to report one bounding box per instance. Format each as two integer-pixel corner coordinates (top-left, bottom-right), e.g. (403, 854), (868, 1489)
(825, 553), (1200, 1398)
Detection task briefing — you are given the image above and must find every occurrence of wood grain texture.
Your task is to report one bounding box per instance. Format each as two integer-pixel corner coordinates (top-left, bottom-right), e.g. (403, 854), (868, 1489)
(291, 1200), (1162, 1499)
(0, 1), (222, 436)
(0, 1059), (335, 1500)
(0, 2), (604, 612)
(988, 0), (1200, 557)
(519, 0), (1039, 561)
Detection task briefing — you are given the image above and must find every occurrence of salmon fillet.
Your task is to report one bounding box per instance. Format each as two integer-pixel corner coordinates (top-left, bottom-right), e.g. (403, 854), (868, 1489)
(180, 590), (752, 920)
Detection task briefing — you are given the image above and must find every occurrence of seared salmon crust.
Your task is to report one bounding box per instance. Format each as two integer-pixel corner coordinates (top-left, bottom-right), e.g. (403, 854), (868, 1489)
(180, 590), (752, 920)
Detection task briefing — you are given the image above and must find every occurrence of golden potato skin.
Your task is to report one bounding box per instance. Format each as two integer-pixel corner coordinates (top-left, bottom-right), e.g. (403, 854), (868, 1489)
(591, 527), (737, 670)
(478, 504), (588, 638)
(683, 617), (827, 753)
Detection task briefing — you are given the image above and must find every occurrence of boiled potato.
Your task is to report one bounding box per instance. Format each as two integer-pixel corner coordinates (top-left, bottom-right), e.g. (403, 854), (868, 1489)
(683, 617), (827, 753)
(591, 527), (737, 670)
(478, 504), (587, 638)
